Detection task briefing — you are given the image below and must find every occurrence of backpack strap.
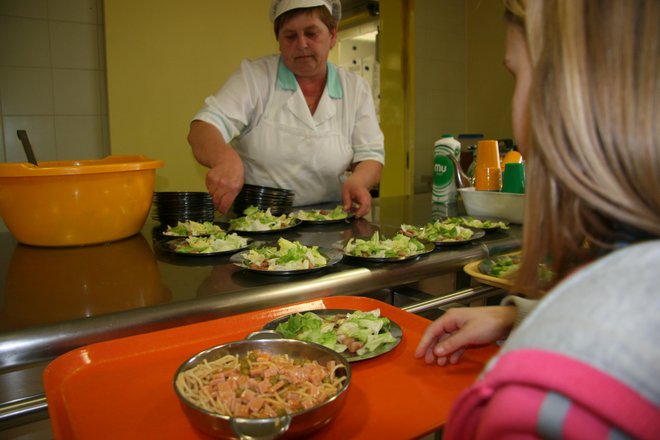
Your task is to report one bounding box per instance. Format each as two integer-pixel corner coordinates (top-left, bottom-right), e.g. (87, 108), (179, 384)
(443, 349), (660, 440)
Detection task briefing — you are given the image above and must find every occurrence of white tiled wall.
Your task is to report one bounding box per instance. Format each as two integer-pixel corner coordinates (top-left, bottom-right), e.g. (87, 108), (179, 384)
(0, 0), (108, 232)
(0, 0), (109, 165)
(414, 0), (467, 193)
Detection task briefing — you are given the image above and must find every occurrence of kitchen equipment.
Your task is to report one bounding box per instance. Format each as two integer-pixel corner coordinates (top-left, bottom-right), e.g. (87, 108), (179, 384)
(173, 335), (351, 439)
(16, 130), (38, 166)
(458, 187), (525, 223)
(0, 155), (163, 246)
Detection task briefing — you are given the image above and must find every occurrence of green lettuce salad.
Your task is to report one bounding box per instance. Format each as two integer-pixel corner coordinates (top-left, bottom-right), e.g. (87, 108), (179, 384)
(344, 231), (426, 258)
(275, 309), (397, 356)
(293, 205), (349, 221)
(400, 220), (474, 242)
(163, 220), (224, 237)
(240, 237), (327, 271)
(444, 216), (509, 230)
(173, 233), (249, 254)
(229, 206), (296, 231)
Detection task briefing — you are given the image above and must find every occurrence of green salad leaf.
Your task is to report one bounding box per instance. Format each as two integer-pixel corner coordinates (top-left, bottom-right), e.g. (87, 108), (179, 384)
(275, 309), (397, 356)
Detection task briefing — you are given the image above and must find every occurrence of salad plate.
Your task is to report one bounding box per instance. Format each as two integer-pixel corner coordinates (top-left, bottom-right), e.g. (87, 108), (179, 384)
(292, 205), (355, 224)
(343, 242), (435, 262)
(342, 231), (434, 263)
(229, 217), (301, 234)
(433, 229), (486, 246)
(161, 220), (225, 237)
(162, 235), (252, 257)
(261, 308), (403, 362)
(443, 216), (510, 232)
(297, 213), (354, 225)
(229, 243), (343, 275)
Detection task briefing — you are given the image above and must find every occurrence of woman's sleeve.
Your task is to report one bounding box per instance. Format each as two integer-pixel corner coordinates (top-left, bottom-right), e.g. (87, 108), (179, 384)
(500, 295), (539, 328)
(350, 77), (385, 165)
(192, 59), (267, 143)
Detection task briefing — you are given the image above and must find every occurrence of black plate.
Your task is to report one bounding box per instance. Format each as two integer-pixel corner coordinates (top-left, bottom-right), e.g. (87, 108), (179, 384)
(228, 218), (302, 234)
(433, 229), (486, 246)
(261, 309), (403, 362)
(162, 237), (252, 257)
(229, 247), (342, 275)
(343, 241), (435, 262)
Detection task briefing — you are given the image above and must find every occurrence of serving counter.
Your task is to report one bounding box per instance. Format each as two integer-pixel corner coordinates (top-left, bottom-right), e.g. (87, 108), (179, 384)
(0, 193), (521, 435)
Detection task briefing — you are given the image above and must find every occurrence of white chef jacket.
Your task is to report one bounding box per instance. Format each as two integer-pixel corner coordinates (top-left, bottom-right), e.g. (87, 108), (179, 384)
(192, 54), (385, 206)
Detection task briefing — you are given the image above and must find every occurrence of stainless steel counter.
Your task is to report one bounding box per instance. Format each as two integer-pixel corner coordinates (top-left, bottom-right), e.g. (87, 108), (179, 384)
(0, 193), (521, 431)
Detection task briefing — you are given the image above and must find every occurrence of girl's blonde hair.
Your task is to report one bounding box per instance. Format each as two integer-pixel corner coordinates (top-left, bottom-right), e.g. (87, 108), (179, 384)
(506, 0), (660, 296)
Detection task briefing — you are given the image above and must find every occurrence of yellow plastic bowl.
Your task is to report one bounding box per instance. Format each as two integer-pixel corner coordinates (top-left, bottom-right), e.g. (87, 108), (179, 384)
(0, 155), (164, 247)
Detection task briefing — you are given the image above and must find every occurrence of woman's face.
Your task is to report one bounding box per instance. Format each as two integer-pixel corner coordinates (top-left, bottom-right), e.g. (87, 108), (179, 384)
(504, 23), (533, 152)
(277, 11), (336, 79)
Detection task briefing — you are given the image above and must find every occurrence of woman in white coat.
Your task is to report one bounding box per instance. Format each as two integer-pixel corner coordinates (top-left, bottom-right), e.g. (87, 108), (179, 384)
(188, 0), (385, 217)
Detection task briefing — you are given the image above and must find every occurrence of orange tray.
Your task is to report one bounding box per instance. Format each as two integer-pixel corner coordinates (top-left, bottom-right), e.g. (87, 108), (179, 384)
(44, 296), (498, 440)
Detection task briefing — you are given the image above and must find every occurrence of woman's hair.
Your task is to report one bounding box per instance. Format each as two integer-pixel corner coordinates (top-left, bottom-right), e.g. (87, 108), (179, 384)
(506, 0), (660, 296)
(274, 6), (337, 38)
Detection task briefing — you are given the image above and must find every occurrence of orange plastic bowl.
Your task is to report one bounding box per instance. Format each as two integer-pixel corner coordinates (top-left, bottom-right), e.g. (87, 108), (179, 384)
(0, 155), (164, 247)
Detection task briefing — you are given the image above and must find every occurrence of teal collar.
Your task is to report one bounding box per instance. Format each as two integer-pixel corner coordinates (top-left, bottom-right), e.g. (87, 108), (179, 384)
(276, 57), (343, 99)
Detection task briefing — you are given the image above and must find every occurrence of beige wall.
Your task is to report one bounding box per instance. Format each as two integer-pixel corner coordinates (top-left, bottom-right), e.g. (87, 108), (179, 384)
(466, 0), (514, 139)
(104, 0), (277, 191)
(413, 0), (513, 193)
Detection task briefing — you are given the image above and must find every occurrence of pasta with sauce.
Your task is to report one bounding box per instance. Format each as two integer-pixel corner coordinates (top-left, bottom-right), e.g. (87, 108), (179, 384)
(176, 350), (346, 418)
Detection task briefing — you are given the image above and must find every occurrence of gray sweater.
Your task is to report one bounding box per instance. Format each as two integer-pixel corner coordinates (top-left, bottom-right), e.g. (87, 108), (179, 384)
(496, 240), (660, 406)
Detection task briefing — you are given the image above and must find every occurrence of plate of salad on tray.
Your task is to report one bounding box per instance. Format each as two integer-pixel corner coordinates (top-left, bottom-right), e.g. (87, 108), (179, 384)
(342, 231), (434, 262)
(163, 233), (251, 256)
(400, 220), (485, 246)
(464, 252), (554, 289)
(229, 237), (342, 275)
(228, 206), (300, 233)
(262, 308), (403, 362)
(291, 205), (354, 224)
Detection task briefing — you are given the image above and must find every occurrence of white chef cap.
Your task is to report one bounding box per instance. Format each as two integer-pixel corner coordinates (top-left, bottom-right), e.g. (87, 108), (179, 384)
(269, 0), (342, 22)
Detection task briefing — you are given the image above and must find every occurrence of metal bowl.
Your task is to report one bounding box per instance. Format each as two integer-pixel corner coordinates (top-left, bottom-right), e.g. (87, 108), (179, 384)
(173, 336), (351, 439)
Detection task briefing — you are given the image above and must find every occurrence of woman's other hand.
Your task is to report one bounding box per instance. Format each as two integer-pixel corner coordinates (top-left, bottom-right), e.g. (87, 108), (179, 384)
(414, 306), (516, 366)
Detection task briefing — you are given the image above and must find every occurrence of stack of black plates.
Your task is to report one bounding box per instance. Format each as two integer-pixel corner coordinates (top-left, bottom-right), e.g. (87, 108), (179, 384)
(152, 192), (215, 226)
(232, 184), (295, 216)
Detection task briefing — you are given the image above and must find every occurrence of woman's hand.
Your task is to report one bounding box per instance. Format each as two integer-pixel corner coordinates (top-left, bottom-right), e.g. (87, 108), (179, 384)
(414, 306), (516, 366)
(342, 160), (382, 217)
(188, 121), (245, 214)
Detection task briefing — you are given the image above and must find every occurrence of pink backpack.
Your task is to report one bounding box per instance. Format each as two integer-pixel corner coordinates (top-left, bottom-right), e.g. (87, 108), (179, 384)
(443, 349), (660, 439)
